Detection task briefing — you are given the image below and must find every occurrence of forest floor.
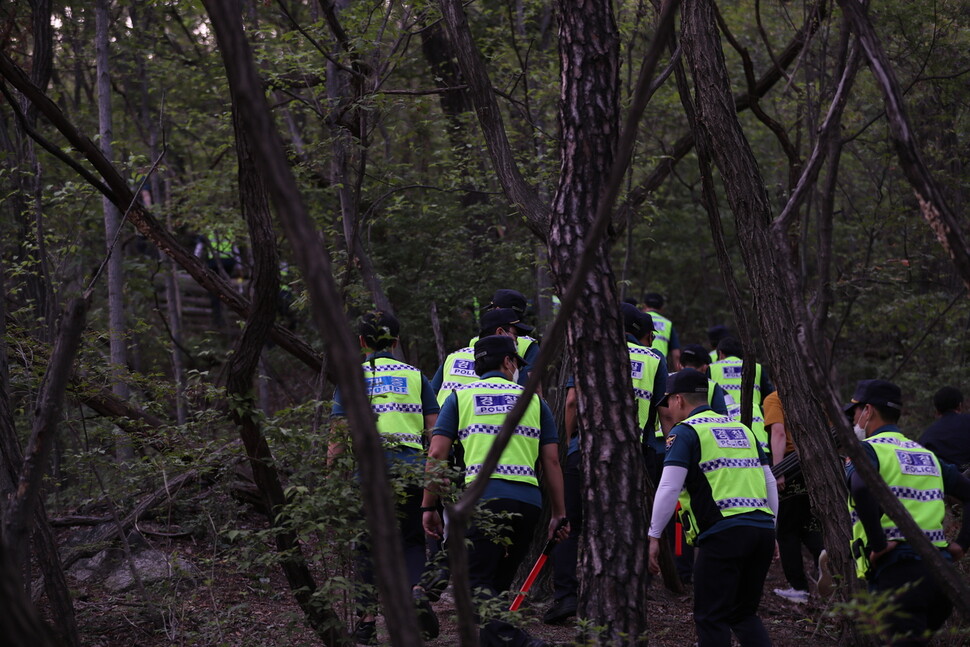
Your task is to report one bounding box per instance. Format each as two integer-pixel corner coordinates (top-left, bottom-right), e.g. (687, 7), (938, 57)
(59, 511), (854, 646)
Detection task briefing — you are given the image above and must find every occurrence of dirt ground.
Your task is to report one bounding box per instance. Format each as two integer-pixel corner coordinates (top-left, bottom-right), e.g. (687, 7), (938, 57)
(64, 525), (848, 646)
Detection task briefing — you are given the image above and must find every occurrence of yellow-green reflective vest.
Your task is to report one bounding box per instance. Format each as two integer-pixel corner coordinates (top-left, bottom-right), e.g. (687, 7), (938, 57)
(653, 379), (720, 441)
(628, 341), (662, 431)
(647, 312), (672, 358)
(725, 402), (768, 457)
(710, 357), (768, 455)
(363, 357), (425, 451)
(848, 431), (947, 579)
(676, 412), (772, 545)
(709, 357), (764, 406)
(437, 346), (477, 406)
(456, 378), (541, 487)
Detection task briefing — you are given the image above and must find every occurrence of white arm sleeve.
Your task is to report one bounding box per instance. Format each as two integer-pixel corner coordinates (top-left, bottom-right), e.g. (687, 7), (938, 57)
(764, 465), (779, 519)
(648, 466), (688, 538)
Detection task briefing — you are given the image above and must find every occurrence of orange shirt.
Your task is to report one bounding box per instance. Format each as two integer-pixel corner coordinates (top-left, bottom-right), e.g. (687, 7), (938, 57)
(762, 391), (795, 456)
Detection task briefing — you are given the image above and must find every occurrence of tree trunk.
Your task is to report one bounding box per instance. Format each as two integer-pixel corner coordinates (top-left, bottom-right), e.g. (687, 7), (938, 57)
(681, 0), (970, 632)
(222, 104), (348, 644)
(202, 2), (423, 644)
(95, 0), (132, 462)
(551, 0), (648, 643)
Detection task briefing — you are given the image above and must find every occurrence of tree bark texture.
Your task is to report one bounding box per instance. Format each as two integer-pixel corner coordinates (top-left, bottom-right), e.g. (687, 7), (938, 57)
(551, 0), (648, 642)
(220, 106), (347, 644)
(202, 2), (423, 645)
(682, 0), (970, 627)
(0, 51), (325, 375)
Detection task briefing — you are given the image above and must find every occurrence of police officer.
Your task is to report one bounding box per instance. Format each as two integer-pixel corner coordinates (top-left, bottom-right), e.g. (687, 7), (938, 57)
(329, 311), (440, 644)
(481, 289), (540, 382)
(544, 302), (666, 625)
(648, 369), (778, 647)
(845, 379), (970, 646)
(641, 292), (681, 371)
(708, 337), (773, 458)
(680, 343), (731, 416)
(432, 308), (534, 402)
(422, 335), (567, 647)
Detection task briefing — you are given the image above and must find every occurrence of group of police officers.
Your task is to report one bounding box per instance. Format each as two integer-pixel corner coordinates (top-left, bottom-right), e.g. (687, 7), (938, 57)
(333, 288), (970, 647)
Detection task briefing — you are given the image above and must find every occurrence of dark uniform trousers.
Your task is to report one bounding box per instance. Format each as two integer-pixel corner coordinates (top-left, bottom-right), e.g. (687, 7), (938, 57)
(356, 482), (427, 613)
(776, 470), (823, 591)
(869, 552), (953, 646)
(550, 451), (582, 603)
(468, 497), (541, 647)
(693, 524), (775, 647)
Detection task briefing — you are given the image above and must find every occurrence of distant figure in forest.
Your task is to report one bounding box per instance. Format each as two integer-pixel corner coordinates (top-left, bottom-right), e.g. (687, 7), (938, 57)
(641, 291), (681, 371)
(919, 386), (970, 470)
(329, 311), (441, 644)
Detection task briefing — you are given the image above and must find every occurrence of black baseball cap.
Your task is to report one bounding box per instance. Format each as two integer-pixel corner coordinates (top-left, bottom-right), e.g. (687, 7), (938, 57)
(707, 325), (729, 345)
(680, 344), (710, 367)
(643, 292), (665, 309)
(358, 310), (400, 342)
(621, 302), (653, 339)
(658, 368), (710, 407)
(487, 289), (528, 317)
(474, 335), (525, 367)
(480, 308), (534, 335)
(843, 379), (902, 413)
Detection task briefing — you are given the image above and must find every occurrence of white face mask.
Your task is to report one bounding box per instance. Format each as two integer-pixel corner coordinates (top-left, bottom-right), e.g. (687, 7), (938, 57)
(511, 367), (520, 384)
(853, 407), (870, 440)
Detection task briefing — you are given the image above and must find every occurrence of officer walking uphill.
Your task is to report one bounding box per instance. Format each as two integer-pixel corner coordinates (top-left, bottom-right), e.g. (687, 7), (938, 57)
(422, 335), (567, 647)
(648, 369), (778, 647)
(329, 311), (441, 644)
(845, 379), (970, 646)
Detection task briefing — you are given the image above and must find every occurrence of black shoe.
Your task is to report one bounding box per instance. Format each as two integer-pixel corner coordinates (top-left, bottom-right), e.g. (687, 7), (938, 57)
(413, 587), (440, 640)
(424, 567), (450, 602)
(542, 596), (577, 625)
(353, 620), (377, 645)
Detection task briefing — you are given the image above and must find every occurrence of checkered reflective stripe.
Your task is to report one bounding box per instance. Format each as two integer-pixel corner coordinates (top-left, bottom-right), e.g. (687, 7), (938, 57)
(889, 486), (944, 502)
(382, 433), (423, 446)
(633, 387), (653, 401)
(716, 497), (768, 510)
(441, 381), (474, 392)
(720, 383), (762, 393)
(372, 403), (423, 414)
(464, 381), (525, 392)
(364, 363), (415, 373)
(884, 528), (947, 543)
(700, 457), (762, 473)
(687, 416), (732, 425)
(630, 346), (662, 359)
(868, 436), (920, 450)
(465, 464), (536, 479)
(458, 423), (541, 441)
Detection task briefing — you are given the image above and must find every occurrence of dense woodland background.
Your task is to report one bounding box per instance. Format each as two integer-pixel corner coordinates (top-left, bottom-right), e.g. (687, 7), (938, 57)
(1, 0), (969, 645)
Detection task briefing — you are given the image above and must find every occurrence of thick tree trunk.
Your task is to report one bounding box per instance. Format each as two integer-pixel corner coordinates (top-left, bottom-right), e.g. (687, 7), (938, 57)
(682, 0), (970, 629)
(551, 0), (648, 643)
(202, 2), (423, 645)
